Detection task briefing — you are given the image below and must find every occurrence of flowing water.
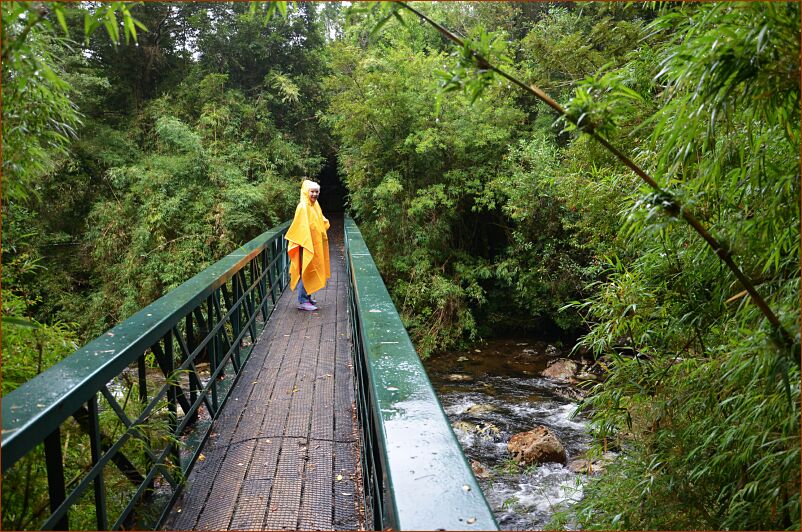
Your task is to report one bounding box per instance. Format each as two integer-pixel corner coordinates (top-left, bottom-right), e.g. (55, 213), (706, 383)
(423, 339), (591, 530)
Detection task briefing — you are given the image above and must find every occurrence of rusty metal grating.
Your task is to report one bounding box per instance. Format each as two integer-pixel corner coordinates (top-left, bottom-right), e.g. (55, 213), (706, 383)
(334, 441), (360, 530)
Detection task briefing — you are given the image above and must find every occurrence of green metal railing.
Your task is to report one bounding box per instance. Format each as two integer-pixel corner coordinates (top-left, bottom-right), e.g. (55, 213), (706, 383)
(2, 222), (290, 530)
(344, 216), (498, 531)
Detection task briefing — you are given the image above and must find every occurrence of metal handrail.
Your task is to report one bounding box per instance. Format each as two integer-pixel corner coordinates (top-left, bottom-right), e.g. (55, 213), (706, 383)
(2, 221), (290, 530)
(344, 216), (498, 531)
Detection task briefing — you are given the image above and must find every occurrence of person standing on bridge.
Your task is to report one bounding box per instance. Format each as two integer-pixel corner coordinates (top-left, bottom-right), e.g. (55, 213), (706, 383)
(285, 179), (331, 311)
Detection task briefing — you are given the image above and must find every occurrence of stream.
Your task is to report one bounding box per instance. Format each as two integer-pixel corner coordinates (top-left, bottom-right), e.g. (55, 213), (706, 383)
(423, 339), (591, 529)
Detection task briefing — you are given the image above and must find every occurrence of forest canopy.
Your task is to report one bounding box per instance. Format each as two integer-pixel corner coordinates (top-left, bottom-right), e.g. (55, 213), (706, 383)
(2, 2), (799, 530)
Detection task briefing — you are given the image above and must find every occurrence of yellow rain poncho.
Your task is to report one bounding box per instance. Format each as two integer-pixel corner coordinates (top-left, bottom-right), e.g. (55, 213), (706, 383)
(285, 180), (331, 294)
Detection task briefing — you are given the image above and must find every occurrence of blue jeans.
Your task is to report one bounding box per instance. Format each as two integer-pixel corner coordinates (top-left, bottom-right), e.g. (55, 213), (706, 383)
(298, 278), (310, 304)
(297, 249), (314, 304)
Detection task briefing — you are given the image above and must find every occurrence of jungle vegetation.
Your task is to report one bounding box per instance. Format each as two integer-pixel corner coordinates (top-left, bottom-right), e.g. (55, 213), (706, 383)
(2, 2), (799, 530)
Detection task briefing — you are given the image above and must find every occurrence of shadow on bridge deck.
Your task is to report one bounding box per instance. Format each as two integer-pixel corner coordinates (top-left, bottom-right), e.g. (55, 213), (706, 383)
(164, 215), (363, 531)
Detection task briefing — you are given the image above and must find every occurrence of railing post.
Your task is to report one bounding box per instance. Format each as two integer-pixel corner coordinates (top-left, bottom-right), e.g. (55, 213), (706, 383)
(243, 268), (258, 340)
(280, 238), (290, 290)
(208, 294), (219, 412)
(165, 330), (181, 470)
(137, 352), (154, 489)
(43, 428), (68, 530)
(267, 242), (278, 307)
(279, 239), (285, 287)
(185, 314), (199, 424)
(260, 247), (270, 317)
(230, 277), (242, 368)
(138, 354), (148, 405)
(87, 394), (108, 530)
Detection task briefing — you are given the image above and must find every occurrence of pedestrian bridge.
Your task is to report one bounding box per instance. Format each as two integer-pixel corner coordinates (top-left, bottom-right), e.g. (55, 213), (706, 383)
(1, 215), (498, 531)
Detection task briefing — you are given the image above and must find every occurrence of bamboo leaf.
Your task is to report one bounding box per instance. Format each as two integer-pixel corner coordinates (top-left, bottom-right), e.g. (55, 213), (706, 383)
(54, 6), (69, 36)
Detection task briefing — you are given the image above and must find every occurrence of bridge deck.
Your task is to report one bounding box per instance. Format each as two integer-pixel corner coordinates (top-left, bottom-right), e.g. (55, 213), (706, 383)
(165, 216), (362, 531)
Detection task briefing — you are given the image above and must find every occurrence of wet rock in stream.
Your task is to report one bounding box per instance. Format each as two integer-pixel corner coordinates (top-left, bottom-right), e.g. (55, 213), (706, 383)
(452, 420), (503, 442)
(541, 358), (578, 380)
(465, 403), (498, 415)
(471, 459), (493, 479)
(568, 451), (617, 475)
(508, 426), (567, 466)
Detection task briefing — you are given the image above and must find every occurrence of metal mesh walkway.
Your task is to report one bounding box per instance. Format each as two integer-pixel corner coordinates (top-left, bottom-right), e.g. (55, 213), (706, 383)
(164, 215), (362, 531)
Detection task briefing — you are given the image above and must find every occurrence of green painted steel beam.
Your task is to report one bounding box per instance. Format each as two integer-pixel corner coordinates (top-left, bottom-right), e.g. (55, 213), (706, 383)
(345, 216), (498, 531)
(2, 222), (290, 472)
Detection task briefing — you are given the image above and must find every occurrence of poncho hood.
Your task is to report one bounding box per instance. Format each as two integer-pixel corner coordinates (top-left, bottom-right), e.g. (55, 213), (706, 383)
(299, 179), (320, 205)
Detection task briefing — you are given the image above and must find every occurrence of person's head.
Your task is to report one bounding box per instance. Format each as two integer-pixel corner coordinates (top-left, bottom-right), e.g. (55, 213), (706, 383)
(301, 179), (321, 205)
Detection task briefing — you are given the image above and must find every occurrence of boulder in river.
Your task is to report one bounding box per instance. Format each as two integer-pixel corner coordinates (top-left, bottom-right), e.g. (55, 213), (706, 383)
(466, 403), (498, 415)
(507, 426), (567, 465)
(567, 459), (595, 475)
(541, 359), (578, 380)
(552, 385), (587, 402)
(478, 381), (498, 396)
(476, 421), (501, 440)
(568, 452), (616, 475)
(545, 344), (559, 357)
(453, 420), (478, 433)
(452, 420), (501, 441)
(576, 370), (600, 382)
(446, 373), (474, 382)
(471, 459), (493, 479)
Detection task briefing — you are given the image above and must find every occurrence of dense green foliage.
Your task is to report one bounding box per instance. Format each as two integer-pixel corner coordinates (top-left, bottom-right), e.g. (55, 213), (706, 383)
(2, 2), (798, 530)
(3, 2), (326, 349)
(325, 23), (525, 353)
(2, 3), (328, 528)
(558, 4), (801, 529)
(325, 4), (644, 354)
